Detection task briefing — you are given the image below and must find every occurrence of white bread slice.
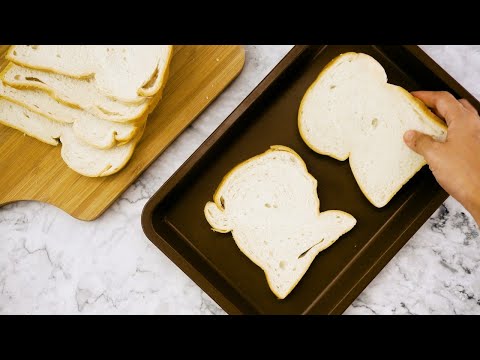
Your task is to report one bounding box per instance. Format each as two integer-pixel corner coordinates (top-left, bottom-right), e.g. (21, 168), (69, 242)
(0, 97), (63, 145)
(1, 63), (153, 123)
(0, 98), (141, 176)
(7, 45), (173, 104)
(204, 146), (356, 299)
(298, 52), (448, 208)
(0, 82), (142, 149)
(60, 125), (142, 177)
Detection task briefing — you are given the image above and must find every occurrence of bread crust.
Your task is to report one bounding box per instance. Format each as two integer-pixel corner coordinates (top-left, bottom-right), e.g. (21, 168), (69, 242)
(138, 46), (174, 98)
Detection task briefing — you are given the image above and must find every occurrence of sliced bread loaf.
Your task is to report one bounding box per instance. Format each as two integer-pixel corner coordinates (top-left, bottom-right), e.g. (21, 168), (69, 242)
(298, 52), (448, 208)
(204, 146), (356, 299)
(7, 45), (173, 104)
(1, 63), (157, 123)
(0, 82), (142, 149)
(0, 98), (141, 176)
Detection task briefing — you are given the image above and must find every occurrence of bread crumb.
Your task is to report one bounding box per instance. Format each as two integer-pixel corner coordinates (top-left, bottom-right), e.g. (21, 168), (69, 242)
(216, 58), (220, 62)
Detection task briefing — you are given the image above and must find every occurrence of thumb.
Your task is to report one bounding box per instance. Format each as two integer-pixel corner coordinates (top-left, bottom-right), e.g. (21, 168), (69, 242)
(403, 130), (441, 163)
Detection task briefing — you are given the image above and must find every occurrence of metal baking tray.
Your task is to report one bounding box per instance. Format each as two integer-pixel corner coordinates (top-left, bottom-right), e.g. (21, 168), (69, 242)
(142, 45), (479, 314)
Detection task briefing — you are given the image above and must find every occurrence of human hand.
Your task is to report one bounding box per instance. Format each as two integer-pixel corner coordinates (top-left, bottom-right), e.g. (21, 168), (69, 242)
(404, 91), (480, 225)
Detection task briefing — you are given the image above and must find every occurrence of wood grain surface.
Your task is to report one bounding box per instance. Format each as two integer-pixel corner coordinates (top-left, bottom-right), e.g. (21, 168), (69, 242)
(0, 45), (245, 220)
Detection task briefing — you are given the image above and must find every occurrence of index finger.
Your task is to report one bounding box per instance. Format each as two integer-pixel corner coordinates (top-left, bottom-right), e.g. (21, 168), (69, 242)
(411, 91), (465, 126)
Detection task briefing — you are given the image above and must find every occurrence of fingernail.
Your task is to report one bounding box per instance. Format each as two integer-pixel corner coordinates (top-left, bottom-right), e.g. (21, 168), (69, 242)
(404, 130), (415, 142)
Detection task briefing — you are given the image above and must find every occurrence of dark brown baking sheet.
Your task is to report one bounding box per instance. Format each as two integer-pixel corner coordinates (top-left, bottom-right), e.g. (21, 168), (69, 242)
(142, 45), (479, 314)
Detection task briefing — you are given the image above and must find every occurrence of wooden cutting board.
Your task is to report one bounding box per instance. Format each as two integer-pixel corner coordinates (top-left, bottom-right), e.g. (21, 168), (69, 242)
(0, 45), (245, 220)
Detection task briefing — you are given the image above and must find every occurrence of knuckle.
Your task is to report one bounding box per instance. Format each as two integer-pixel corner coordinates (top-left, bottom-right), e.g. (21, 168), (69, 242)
(438, 91), (454, 100)
(436, 92), (463, 118)
(420, 136), (438, 153)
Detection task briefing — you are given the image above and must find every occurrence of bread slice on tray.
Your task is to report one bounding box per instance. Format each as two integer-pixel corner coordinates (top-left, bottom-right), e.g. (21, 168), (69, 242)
(298, 52), (448, 208)
(0, 63), (165, 123)
(6, 45), (173, 104)
(0, 82), (142, 149)
(204, 146), (356, 299)
(0, 98), (142, 177)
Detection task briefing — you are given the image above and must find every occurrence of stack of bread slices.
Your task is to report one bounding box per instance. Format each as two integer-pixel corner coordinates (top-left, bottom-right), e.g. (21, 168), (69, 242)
(0, 45), (173, 177)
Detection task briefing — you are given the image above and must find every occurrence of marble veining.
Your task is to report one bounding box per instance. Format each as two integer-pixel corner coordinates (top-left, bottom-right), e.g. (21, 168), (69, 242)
(1, 45), (479, 314)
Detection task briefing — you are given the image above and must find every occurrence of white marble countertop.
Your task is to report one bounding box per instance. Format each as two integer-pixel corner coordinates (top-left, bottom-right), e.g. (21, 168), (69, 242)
(1, 45), (480, 315)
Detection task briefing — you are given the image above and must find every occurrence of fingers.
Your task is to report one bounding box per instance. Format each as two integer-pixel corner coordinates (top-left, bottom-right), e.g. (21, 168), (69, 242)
(459, 98), (479, 115)
(404, 130), (442, 163)
(412, 91), (465, 125)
